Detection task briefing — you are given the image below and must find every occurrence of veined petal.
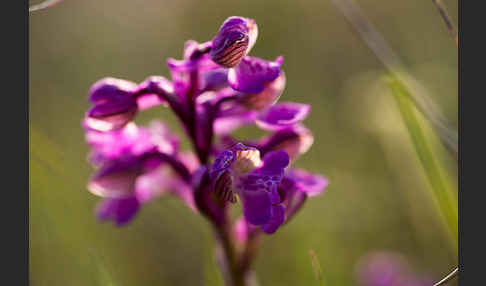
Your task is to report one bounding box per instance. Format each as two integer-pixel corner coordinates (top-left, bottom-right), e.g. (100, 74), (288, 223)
(210, 143), (263, 203)
(210, 17), (258, 68)
(228, 56), (283, 94)
(237, 150), (288, 225)
(256, 102), (310, 131)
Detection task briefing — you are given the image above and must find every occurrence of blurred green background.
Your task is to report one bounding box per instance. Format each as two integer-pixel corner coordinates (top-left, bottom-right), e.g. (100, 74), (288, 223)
(29, 0), (458, 285)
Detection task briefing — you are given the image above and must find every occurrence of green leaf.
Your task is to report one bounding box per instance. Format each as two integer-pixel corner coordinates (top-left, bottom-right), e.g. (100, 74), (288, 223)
(386, 76), (458, 249)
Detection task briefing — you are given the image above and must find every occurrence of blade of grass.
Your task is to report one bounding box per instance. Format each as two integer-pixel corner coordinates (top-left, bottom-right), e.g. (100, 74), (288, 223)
(387, 76), (457, 246)
(433, 267), (458, 286)
(309, 249), (326, 286)
(331, 0), (458, 158)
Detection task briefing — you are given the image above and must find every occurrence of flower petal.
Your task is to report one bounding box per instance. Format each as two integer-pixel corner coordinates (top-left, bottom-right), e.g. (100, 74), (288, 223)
(261, 205), (285, 234)
(210, 17), (258, 68)
(85, 99), (138, 132)
(213, 108), (258, 135)
(89, 77), (138, 104)
(88, 159), (141, 198)
(228, 56), (282, 94)
(239, 71), (286, 111)
(287, 168), (328, 197)
(136, 76), (174, 110)
(256, 102), (310, 131)
(95, 196), (140, 226)
(258, 125), (314, 161)
(241, 189), (272, 225)
(260, 150), (290, 172)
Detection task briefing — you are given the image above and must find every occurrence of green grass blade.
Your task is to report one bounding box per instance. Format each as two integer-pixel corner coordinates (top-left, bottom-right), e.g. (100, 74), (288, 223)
(387, 76), (458, 247)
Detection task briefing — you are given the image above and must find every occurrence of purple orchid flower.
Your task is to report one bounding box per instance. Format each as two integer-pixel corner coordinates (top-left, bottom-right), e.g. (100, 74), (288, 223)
(83, 15), (329, 284)
(210, 143), (289, 233)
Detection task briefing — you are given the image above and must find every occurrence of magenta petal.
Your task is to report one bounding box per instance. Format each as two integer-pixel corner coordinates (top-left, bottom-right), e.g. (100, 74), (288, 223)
(89, 77), (138, 104)
(214, 110), (258, 135)
(136, 76), (174, 110)
(261, 205), (285, 234)
(256, 102), (310, 131)
(242, 190), (272, 225)
(288, 168), (328, 197)
(88, 159), (141, 198)
(85, 99), (138, 132)
(228, 56), (282, 94)
(95, 196), (140, 226)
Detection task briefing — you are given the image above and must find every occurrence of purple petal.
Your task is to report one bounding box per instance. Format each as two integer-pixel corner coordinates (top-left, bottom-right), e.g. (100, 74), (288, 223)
(210, 17), (258, 68)
(260, 150), (290, 172)
(239, 72), (286, 111)
(134, 165), (173, 203)
(238, 150), (288, 197)
(261, 205), (285, 234)
(88, 159), (141, 198)
(134, 164), (196, 210)
(146, 120), (179, 155)
(184, 40), (212, 60)
(85, 99), (138, 132)
(213, 108), (258, 135)
(85, 121), (177, 162)
(287, 168), (328, 197)
(241, 190), (272, 225)
(228, 56), (283, 94)
(256, 102), (310, 131)
(210, 149), (236, 181)
(89, 77), (137, 104)
(258, 124), (314, 161)
(95, 196), (140, 226)
(200, 68), (229, 92)
(136, 76), (174, 110)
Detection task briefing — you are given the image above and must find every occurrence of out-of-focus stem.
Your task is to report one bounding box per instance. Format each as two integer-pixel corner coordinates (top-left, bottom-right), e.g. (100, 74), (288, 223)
(214, 224), (246, 286)
(433, 267), (458, 286)
(387, 77), (458, 248)
(432, 0), (458, 47)
(239, 230), (261, 276)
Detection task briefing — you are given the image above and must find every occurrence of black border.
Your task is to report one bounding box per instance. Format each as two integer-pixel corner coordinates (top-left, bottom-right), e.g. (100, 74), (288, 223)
(3, 0), (28, 284)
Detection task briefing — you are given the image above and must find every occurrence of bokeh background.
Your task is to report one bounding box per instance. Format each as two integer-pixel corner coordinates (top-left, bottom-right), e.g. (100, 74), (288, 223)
(29, 0), (458, 285)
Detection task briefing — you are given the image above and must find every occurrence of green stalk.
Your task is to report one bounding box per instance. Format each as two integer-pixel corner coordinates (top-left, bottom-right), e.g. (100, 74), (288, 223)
(386, 76), (458, 247)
